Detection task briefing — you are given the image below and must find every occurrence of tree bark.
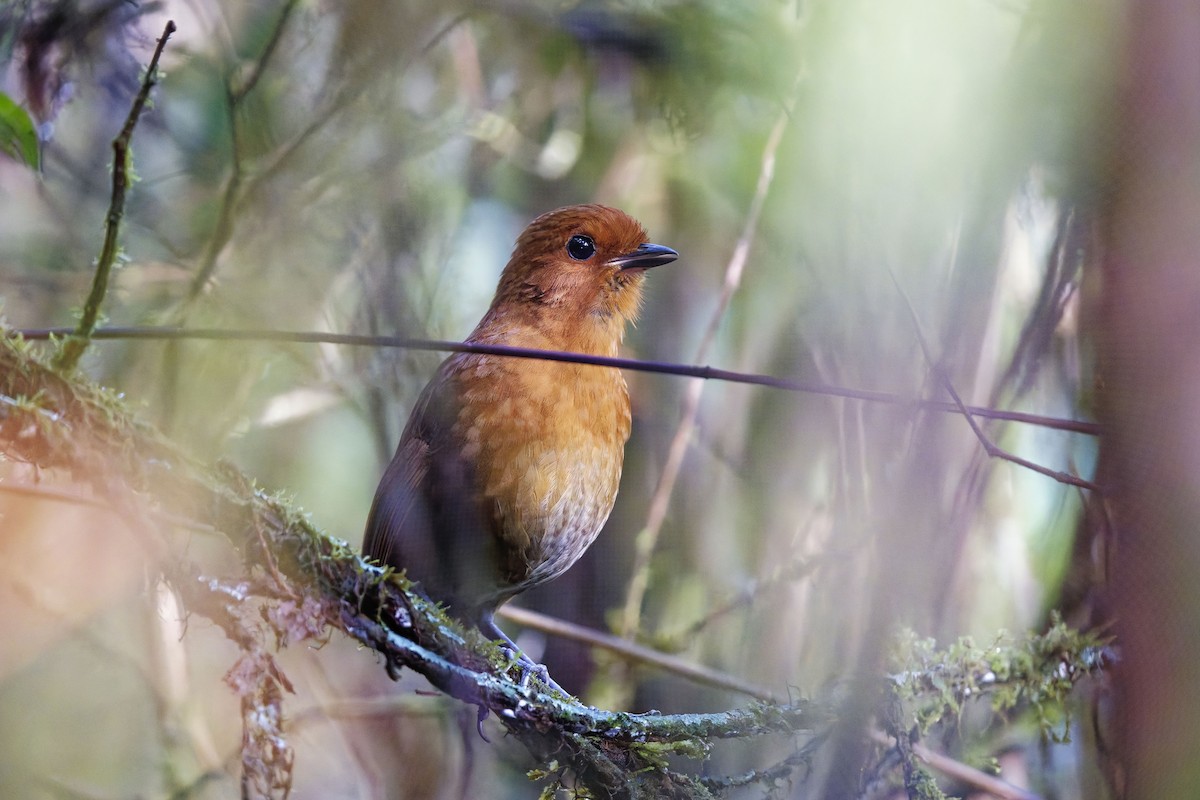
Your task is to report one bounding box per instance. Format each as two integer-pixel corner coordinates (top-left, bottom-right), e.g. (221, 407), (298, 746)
(1098, 3), (1200, 796)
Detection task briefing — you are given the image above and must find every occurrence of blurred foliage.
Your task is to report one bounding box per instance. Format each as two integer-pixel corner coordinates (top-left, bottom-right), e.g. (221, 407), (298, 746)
(0, 90), (39, 168)
(0, 0), (1123, 797)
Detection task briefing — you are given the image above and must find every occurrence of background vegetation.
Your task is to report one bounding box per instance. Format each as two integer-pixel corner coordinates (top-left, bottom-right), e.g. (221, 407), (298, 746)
(1, 0), (1184, 797)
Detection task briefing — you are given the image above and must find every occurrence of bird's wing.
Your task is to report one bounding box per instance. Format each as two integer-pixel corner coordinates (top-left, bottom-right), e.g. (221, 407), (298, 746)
(360, 365), (451, 572)
(361, 364), (500, 611)
(361, 433), (431, 570)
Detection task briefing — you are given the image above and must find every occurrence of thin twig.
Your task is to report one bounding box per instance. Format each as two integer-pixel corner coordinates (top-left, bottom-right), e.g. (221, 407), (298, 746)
(619, 93), (801, 641)
(185, 0), (300, 302)
(868, 729), (1042, 800)
(290, 696), (448, 725)
(664, 547), (850, 644)
(888, 269), (1101, 491)
(202, 3), (459, 275)
(0, 481), (221, 534)
(497, 605), (778, 702)
(12, 326), (1102, 436)
(0, 480), (123, 512)
(229, 2), (296, 105)
(701, 736), (826, 793)
(53, 20), (176, 372)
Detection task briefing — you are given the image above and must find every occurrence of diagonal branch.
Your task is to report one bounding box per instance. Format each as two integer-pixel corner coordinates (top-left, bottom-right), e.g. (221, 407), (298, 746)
(888, 268), (1101, 491)
(497, 605), (778, 702)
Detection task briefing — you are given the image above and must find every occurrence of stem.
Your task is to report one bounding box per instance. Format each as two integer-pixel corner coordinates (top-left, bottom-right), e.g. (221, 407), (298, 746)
(54, 20), (176, 372)
(618, 96), (793, 641)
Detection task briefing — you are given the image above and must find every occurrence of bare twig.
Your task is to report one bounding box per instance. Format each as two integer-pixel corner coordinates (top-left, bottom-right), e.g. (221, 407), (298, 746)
(52, 20), (176, 372)
(888, 269), (1101, 491)
(0, 480), (221, 534)
(868, 729), (1042, 800)
(185, 0), (300, 302)
(662, 547), (853, 645)
(497, 605), (777, 702)
(12, 325), (1102, 436)
(617, 95), (792, 643)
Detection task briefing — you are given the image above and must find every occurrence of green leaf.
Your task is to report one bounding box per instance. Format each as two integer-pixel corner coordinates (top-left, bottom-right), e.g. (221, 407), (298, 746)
(0, 92), (40, 171)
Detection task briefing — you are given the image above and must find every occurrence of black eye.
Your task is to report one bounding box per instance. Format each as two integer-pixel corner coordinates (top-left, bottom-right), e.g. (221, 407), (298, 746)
(566, 234), (596, 261)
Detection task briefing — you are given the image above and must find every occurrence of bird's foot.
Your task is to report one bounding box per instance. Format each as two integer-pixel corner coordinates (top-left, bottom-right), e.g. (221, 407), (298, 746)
(512, 653), (568, 697)
(478, 613), (574, 699)
(495, 641), (568, 696)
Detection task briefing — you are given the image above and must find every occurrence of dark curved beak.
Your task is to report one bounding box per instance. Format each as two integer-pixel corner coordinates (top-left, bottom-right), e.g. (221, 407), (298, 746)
(608, 242), (678, 271)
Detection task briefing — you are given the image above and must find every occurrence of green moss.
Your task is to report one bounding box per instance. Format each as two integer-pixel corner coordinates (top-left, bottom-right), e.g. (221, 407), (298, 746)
(907, 764), (949, 800)
(889, 614), (1107, 743)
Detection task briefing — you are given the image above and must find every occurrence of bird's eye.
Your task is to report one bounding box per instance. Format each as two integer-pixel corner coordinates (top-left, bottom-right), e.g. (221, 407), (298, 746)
(566, 234), (596, 261)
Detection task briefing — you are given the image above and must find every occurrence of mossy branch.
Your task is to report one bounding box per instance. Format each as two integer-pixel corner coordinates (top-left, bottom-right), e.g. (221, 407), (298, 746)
(0, 331), (829, 799)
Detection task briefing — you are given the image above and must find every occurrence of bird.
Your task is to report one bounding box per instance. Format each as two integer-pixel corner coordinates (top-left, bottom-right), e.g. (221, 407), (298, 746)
(363, 204), (677, 691)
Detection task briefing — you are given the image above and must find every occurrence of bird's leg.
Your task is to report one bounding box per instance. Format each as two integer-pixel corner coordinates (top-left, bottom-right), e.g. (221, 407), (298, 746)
(477, 612), (570, 698)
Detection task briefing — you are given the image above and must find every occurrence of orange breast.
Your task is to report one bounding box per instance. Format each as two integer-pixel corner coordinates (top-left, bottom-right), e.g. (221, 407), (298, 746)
(451, 354), (632, 591)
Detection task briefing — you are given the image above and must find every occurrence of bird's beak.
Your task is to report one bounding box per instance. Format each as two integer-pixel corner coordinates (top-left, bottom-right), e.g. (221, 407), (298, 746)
(608, 242), (678, 271)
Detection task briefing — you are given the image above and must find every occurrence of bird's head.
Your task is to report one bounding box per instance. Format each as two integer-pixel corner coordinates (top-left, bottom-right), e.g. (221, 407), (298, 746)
(485, 204), (677, 353)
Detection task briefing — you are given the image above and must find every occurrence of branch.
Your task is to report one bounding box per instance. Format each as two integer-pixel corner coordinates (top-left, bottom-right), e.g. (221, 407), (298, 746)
(867, 728), (1042, 800)
(888, 268), (1102, 491)
(0, 330), (830, 798)
(498, 605), (778, 702)
(53, 20), (176, 372)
